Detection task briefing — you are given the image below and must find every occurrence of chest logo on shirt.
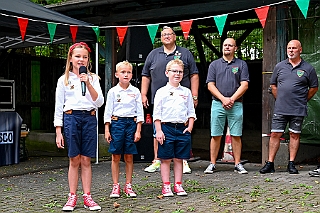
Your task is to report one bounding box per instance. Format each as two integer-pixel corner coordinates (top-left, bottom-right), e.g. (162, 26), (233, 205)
(128, 94), (136, 98)
(170, 92), (174, 96)
(297, 70), (304, 77)
(173, 51), (181, 59)
(232, 66), (239, 74)
(70, 85), (74, 90)
(179, 94), (188, 99)
(116, 94), (121, 102)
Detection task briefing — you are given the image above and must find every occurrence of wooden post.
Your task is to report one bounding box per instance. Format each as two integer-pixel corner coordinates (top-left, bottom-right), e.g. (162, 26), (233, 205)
(261, 6), (277, 163)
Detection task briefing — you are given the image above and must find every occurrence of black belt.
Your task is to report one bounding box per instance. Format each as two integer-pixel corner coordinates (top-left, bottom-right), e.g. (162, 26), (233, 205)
(162, 122), (188, 127)
(111, 116), (137, 122)
(65, 109), (96, 115)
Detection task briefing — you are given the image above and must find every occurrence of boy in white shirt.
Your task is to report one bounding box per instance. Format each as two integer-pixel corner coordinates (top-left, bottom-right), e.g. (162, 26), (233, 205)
(104, 61), (144, 198)
(153, 59), (196, 196)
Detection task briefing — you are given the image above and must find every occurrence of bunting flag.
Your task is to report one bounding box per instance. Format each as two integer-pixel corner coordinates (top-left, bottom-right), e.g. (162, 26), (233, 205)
(180, 20), (193, 40)
(70, 25), (78, 43)
(255, 6), (270, 28)
(116, 26), (128, 46)
(213, 14), (228, 36)
(92, 26), (100, 41)
(147, 24), (159, 44)
(47, 22), (57, 43)
(295, 0), (310, 19)
(5, 0), (313, 44)
(17, 17), (28, 41)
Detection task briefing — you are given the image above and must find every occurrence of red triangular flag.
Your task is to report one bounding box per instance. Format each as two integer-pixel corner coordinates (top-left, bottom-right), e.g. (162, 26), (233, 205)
(116, 26), (128, 46)
(17, 17), (28, 41)
(255, 6), (270, 28)
(70, 25), (78, 43)
(180, 20), (193, 40)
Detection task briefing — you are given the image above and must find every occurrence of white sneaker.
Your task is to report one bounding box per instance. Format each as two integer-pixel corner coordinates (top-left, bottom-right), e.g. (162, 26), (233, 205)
(309, 166), (320, 177)
(204, 163), (216, 174)
(144, 160), (160, 173)
(183, 160), (191, 174)
(234, 163), (248, 174)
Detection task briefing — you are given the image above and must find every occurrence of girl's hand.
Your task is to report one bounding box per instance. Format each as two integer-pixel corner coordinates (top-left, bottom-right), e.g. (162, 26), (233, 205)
(56, 133), (64, 149)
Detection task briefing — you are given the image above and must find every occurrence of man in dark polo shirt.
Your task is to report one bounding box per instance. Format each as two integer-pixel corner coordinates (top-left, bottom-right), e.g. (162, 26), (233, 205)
(205, 38), (250, 174)
(141, 26), (199, 174)
(260, 40), (318, 174)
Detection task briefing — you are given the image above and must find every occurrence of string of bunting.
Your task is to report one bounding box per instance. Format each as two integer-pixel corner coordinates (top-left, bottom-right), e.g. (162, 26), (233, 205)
(4, 0), (311, 46)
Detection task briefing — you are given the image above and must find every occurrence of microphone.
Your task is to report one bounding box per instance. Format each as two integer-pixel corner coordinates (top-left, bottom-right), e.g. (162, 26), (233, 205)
(79, 66), (87, 96)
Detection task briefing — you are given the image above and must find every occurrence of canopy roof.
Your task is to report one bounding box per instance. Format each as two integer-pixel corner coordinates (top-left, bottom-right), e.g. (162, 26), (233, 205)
(0, 0), (96, 49)
(48, 0), (295, 26)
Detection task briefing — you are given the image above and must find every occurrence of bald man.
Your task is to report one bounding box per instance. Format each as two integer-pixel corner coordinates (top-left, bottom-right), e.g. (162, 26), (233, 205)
(260, 40), (318, 174)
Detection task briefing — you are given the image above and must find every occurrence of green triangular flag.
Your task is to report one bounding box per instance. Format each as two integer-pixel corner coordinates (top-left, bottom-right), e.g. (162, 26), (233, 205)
(47, 22), (57, 43)
(295, 0), (310, 19)
(92, 26), (100, 41)
(213, 14), (228, 36)
(147, 24), (159, 44)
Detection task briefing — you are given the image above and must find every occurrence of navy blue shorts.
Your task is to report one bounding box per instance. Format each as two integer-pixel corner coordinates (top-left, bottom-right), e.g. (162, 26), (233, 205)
(109, 117), (138, 155)
(63, 110), (97, 158)
(157, 122), (191, 160)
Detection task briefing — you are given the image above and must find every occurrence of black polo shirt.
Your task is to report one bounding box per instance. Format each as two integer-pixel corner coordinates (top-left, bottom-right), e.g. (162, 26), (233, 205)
(142, 46), (199, 104)
(270, 59), (318, 116)
(206, 57), (250, 101)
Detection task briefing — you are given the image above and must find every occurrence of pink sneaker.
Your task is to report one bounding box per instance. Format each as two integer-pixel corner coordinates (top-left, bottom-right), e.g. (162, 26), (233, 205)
(62, 193), (77, 211)
(124, 183), (137, 197)
(162, 183), (173, 197)
(174, 183), (187, 196)
(83, 192), (101, 211)
(110, 183), (120, 198)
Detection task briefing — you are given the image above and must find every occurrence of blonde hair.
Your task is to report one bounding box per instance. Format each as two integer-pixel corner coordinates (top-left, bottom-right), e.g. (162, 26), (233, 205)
(116, 60), (133, 72)
(166, 59), (184, 71)
(63, 42), (94, 86)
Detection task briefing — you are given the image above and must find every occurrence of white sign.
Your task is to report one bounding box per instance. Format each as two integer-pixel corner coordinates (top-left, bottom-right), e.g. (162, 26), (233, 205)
(0, 131), (14, 144)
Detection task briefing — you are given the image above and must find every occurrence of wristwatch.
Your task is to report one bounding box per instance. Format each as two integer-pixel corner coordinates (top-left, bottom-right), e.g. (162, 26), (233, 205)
(192, 96), (198, 101)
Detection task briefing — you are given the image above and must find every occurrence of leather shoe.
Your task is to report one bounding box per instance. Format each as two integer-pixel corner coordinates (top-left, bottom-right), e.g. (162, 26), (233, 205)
(287, 161), (299, 174)
(259, 161), (275, 174)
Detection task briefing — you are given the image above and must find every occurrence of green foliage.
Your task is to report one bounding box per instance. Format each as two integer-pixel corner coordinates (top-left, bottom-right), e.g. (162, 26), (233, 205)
(30, 0), (66, 5)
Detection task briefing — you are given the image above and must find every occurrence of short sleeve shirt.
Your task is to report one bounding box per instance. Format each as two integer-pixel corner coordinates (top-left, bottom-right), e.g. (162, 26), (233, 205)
(103, 84), (144, 124)
(270, 59), (318, 116)
(142, 46), (199, 104)
(153, 83), (197, 123)
(206, 58), (250, 101)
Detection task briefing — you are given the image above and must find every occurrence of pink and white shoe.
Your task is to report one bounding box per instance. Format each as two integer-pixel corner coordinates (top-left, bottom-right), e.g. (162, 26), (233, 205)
(124, 183), (137, 197)
(174, 183), (187, 196)
(62, 193), (77, 211)
(83, 192), (101, 211)
(162, 183), (174, 197)
(110, 183), (120, 198)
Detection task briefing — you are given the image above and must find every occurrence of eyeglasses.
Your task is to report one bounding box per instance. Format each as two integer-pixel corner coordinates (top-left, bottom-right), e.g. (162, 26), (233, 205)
(168, 70), (183, 75)
(223, 44), (235, 47)
(161, 33), (175, 37)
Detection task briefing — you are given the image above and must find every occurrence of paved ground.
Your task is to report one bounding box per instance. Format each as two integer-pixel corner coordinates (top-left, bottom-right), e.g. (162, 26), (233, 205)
(1, 157), (320, 213)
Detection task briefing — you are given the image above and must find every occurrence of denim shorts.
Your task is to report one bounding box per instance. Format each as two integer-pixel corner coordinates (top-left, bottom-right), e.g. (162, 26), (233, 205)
(157, 122), (191, 160)
(63, 110), (97, 158)
(109, 117), (138, 155)
(210, 100), (243, 136)
(271, 114), (304, 134)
